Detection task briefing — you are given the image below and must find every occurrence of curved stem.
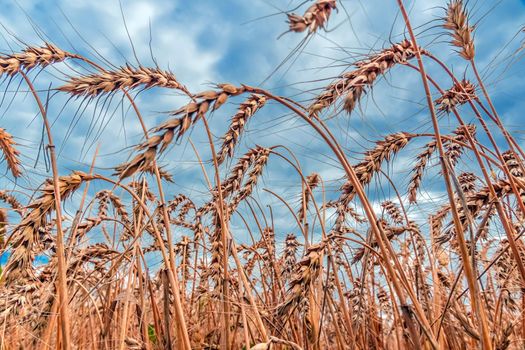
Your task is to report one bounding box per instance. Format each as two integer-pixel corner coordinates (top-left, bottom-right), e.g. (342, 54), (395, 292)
(19, 71), (71, 350)
(394, 1), (492, 348)
(243, 84), (438, 348)
(199, 112), (232, 348)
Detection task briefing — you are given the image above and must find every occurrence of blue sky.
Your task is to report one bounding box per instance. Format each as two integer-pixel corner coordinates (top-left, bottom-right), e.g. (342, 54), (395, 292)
(0, 0), (524, 257)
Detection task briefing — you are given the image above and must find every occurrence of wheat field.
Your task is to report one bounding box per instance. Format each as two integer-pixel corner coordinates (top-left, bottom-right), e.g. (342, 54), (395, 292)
(0, 0), (524, 349)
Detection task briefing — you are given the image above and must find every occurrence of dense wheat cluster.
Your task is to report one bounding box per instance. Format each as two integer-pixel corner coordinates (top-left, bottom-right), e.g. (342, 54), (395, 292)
(0, 0), (524, 349)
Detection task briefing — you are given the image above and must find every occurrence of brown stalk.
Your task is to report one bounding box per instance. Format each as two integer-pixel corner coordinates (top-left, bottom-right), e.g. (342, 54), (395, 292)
(421, 49), (525, 300)
(245, 85), (438, 348)
(19, 71), (73, 350)
(69, 54), (194, 348)
(199, 112), (234, 349)
(395, 1), (492, 349)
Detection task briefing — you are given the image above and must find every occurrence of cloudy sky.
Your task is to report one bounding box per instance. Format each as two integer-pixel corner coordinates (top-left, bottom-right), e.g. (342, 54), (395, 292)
(0, 0), (524, 255)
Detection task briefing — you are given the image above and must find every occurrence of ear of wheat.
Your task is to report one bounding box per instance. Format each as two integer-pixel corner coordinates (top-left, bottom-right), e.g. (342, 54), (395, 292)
(0, 43), (73, 77)
(444, 0), (475, 60)
(216, 94), (267, 165)
(58, 65), (190, 97)
(298, 173), (321, 222)
(381, 200), (403, 224)
(201, 146), (271, 215)
(458, 172), (477, 194)
(0, 190), (22, 213)
(352, 221), (408, 264)
(309, 41), (418, 115)
(408, 125), (475, 203)
(435, 79), (477, 112)
(115, 84), (246, 179)
(408, 139), (437, 203)
(338, 132), (413, 205)
(437, 179), (512, 245)
(445, 124), (476, 167)
(277, 242), (325, 318)
(2, 172), (93, 282)
(287, 0), (337, 34)
(0, 128), (22, 178)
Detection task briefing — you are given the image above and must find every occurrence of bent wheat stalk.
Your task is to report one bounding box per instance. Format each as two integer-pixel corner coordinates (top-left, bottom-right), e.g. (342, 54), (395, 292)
(396, 1), (492, 348)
